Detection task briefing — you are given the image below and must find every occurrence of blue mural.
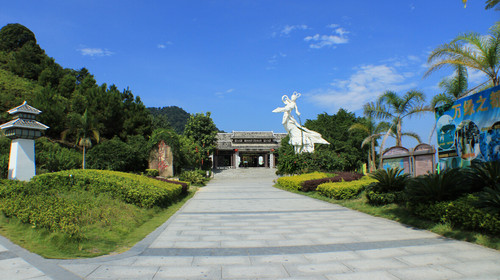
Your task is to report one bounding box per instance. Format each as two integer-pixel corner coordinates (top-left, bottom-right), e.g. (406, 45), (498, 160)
(435, 85), (500, 170)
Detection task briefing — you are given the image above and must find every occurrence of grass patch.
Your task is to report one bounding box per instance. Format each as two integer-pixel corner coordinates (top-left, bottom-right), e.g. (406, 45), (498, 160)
(0, 187), (196, 259)
(274, 184), (500, 250)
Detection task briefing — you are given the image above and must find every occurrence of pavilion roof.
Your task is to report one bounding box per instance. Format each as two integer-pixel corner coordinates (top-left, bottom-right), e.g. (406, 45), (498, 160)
(7, 101), (42, 115)
(0, 118), (49, 131)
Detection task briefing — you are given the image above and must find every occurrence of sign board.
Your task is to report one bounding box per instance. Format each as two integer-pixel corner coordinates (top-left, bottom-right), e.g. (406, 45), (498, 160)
(435, 85), (500, 169)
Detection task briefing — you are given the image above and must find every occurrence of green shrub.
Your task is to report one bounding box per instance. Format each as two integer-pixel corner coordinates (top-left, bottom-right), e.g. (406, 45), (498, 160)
(35, 137), (81, 172)
(369, 167), (409, 193)
(465, 162), (500, 192)
(410, 195), (500, 235)
(317, 176), (376, 200)
(276, 172), (330, 191)
(301, 172), (363, 192)
(86, 137), (139, 172)
(366, 189), (406, 205)
(179, 170), (207, 186)
(0, 136), (10, 179)
(475, 183), (500, 215)
(405, 168), (466, 203)
(145, 169), (159, 177)
(30, 169), (183, 208)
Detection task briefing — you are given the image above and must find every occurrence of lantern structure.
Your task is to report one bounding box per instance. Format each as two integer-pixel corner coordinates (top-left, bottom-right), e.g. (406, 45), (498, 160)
(0, 101), (49, 181)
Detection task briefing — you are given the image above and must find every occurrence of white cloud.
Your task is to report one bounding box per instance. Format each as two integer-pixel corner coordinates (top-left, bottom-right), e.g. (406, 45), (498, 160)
(280, 24), (308, 36)
(157, 41), (173, 48)
(78, 47), (114, 57)
(308, 64), (417, 112)
(304, 24), (349, 49)
(215, 88), (235, 97)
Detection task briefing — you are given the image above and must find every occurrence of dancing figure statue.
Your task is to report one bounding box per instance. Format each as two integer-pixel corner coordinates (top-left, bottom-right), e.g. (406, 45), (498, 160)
(272, 92), (329, 154)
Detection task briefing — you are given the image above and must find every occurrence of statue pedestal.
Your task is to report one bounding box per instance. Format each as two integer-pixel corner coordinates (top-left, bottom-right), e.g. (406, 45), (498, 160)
(8, 138), (36, 181)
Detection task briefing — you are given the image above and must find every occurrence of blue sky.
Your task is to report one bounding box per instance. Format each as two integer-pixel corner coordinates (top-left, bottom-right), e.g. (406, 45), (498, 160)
(1, 1), (498, 148)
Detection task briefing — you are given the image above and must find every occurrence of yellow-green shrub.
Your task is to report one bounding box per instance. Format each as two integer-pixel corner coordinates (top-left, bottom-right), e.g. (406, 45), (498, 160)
(317, 176), (376, 200)
(277, 172), (330, 191)
(31, 169), (183, 208)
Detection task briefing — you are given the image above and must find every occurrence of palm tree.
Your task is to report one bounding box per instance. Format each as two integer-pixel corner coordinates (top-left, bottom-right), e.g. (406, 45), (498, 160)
(62, 109), (100, 169)
(462, 0), (500, 10)
(349, 118), (390, 172)
(425, 22), (500, 86)
(427, 64), (469, 143)
(364, 90), (426, 168)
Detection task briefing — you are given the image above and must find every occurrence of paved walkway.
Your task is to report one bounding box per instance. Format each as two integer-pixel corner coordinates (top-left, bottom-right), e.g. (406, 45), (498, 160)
(1, 168), (500, 279)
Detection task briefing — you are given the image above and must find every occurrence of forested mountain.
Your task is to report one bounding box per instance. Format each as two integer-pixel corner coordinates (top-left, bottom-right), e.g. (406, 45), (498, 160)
(0, 23), (152, 141)
(148, 106), (190, 134)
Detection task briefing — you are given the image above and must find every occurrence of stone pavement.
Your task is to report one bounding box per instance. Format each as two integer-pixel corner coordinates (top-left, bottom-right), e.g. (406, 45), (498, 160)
(1, 168), (500, 279)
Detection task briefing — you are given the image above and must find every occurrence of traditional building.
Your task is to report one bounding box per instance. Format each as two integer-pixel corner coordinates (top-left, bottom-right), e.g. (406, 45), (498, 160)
(214, 131), (286, 168)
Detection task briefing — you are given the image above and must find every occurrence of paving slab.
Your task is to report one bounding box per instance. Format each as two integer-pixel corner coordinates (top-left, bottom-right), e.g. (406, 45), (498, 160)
(1, 168), (500, 279)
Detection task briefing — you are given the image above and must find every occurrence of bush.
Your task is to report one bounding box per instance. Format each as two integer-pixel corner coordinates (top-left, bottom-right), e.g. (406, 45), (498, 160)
(301, 172), (363, 192)
(366, 189), (406, 205)
(0, 136), (10, 179)
(30, 169), (183, 208)
(405, 168), (466, 203)
(410, 195), (500, 235)
(276, 172), (330, 191)
(35, 137), (81, 173)
(369, 167), (410, 193)
(465, 161), (500, 192)
(86, 137), (140, 172)
(475, 183), (500, 215)
(317, 176), (376, 200)
(145, 169), (159, 177)
(152, 177), (189, 194)
(179, 170), (207, 186)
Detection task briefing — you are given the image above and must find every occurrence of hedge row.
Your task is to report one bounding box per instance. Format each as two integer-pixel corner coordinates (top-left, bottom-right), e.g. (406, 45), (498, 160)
(30, 169), (183, 208)
(1, 193), (83, 237)
(316, 176), (377, 200)
(301, 172), (364, 192)
(410, 195), (500, 235)
(276, 172), (330, 191)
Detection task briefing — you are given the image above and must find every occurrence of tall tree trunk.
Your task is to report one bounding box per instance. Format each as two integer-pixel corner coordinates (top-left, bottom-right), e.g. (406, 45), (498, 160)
(371, 139), (376, 172)
(82, 146), (86, 169)
(396, 121), (402, 146)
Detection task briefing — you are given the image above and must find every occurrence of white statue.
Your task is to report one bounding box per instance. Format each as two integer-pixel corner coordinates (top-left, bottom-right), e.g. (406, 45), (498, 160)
(272, 92), (329, 153)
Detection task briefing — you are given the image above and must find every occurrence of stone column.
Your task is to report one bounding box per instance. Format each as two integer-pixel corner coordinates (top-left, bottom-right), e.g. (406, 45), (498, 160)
(234, 151), (240, 169)
(8, 138), (36, 181)
(270, 153), (275, 168)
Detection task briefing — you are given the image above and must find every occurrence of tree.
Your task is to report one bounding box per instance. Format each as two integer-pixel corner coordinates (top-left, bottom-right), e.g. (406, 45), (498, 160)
(62, 109), (100, 169)
(0, 23), (37, 52)
(184, 112), (218, 169)
(462, 0), (500, 10)
(364, 90), (426, 147)
(349, 118), (390, 172)
(427, 65), (469, 143)
(304, 109), (368, 171)
(426, 22), (500, 86)
(430, 64), (469, 109)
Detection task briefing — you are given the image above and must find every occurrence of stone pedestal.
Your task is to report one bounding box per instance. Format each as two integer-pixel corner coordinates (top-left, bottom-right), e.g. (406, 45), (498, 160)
(8, 138), (36, 181)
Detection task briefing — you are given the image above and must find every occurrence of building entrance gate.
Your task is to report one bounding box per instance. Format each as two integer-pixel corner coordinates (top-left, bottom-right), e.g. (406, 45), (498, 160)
(213, 131), (287, 169)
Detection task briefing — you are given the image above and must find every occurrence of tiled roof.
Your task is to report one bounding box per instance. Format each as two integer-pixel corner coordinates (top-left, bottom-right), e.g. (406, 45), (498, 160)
(7, 101), (42, 115)
(0, 118), (49, 130)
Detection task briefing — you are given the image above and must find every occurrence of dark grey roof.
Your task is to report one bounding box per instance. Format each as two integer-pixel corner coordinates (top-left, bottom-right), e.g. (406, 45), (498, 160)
(0, 118), (49, 130)
(7, 101), (42, 115)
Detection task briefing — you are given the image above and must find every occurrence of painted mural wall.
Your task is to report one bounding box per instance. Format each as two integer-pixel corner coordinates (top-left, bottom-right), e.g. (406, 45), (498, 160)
(435, 84), (500, 169)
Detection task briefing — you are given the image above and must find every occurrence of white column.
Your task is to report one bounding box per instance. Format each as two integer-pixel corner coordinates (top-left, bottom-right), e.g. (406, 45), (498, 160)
(8, 138), (36, 181)
(234, 151), (240, 169)
(270, 153), (275, 168)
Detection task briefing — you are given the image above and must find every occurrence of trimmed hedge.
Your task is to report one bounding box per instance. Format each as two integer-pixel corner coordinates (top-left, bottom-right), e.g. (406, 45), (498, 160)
(276, 172), (330, 191)
(410, 195), (500, 235)
(317, 176), (376, 200)
(301, 172), (364, 192)
(151, 177), (189, 194)
(30, 169), (183, 208)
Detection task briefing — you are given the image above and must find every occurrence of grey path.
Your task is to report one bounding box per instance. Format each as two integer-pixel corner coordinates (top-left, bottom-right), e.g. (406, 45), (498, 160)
(1, 168), (500, 279)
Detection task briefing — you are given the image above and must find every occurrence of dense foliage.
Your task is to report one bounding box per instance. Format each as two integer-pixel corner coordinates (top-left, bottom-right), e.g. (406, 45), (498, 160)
(316, 176), (376, 200)
(148, 106), (191, 134)
(300, 172), (364, 192)
(0, 170), (185, 240)
(183, 112), (218, 170)
(276, 109), (368, 174)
